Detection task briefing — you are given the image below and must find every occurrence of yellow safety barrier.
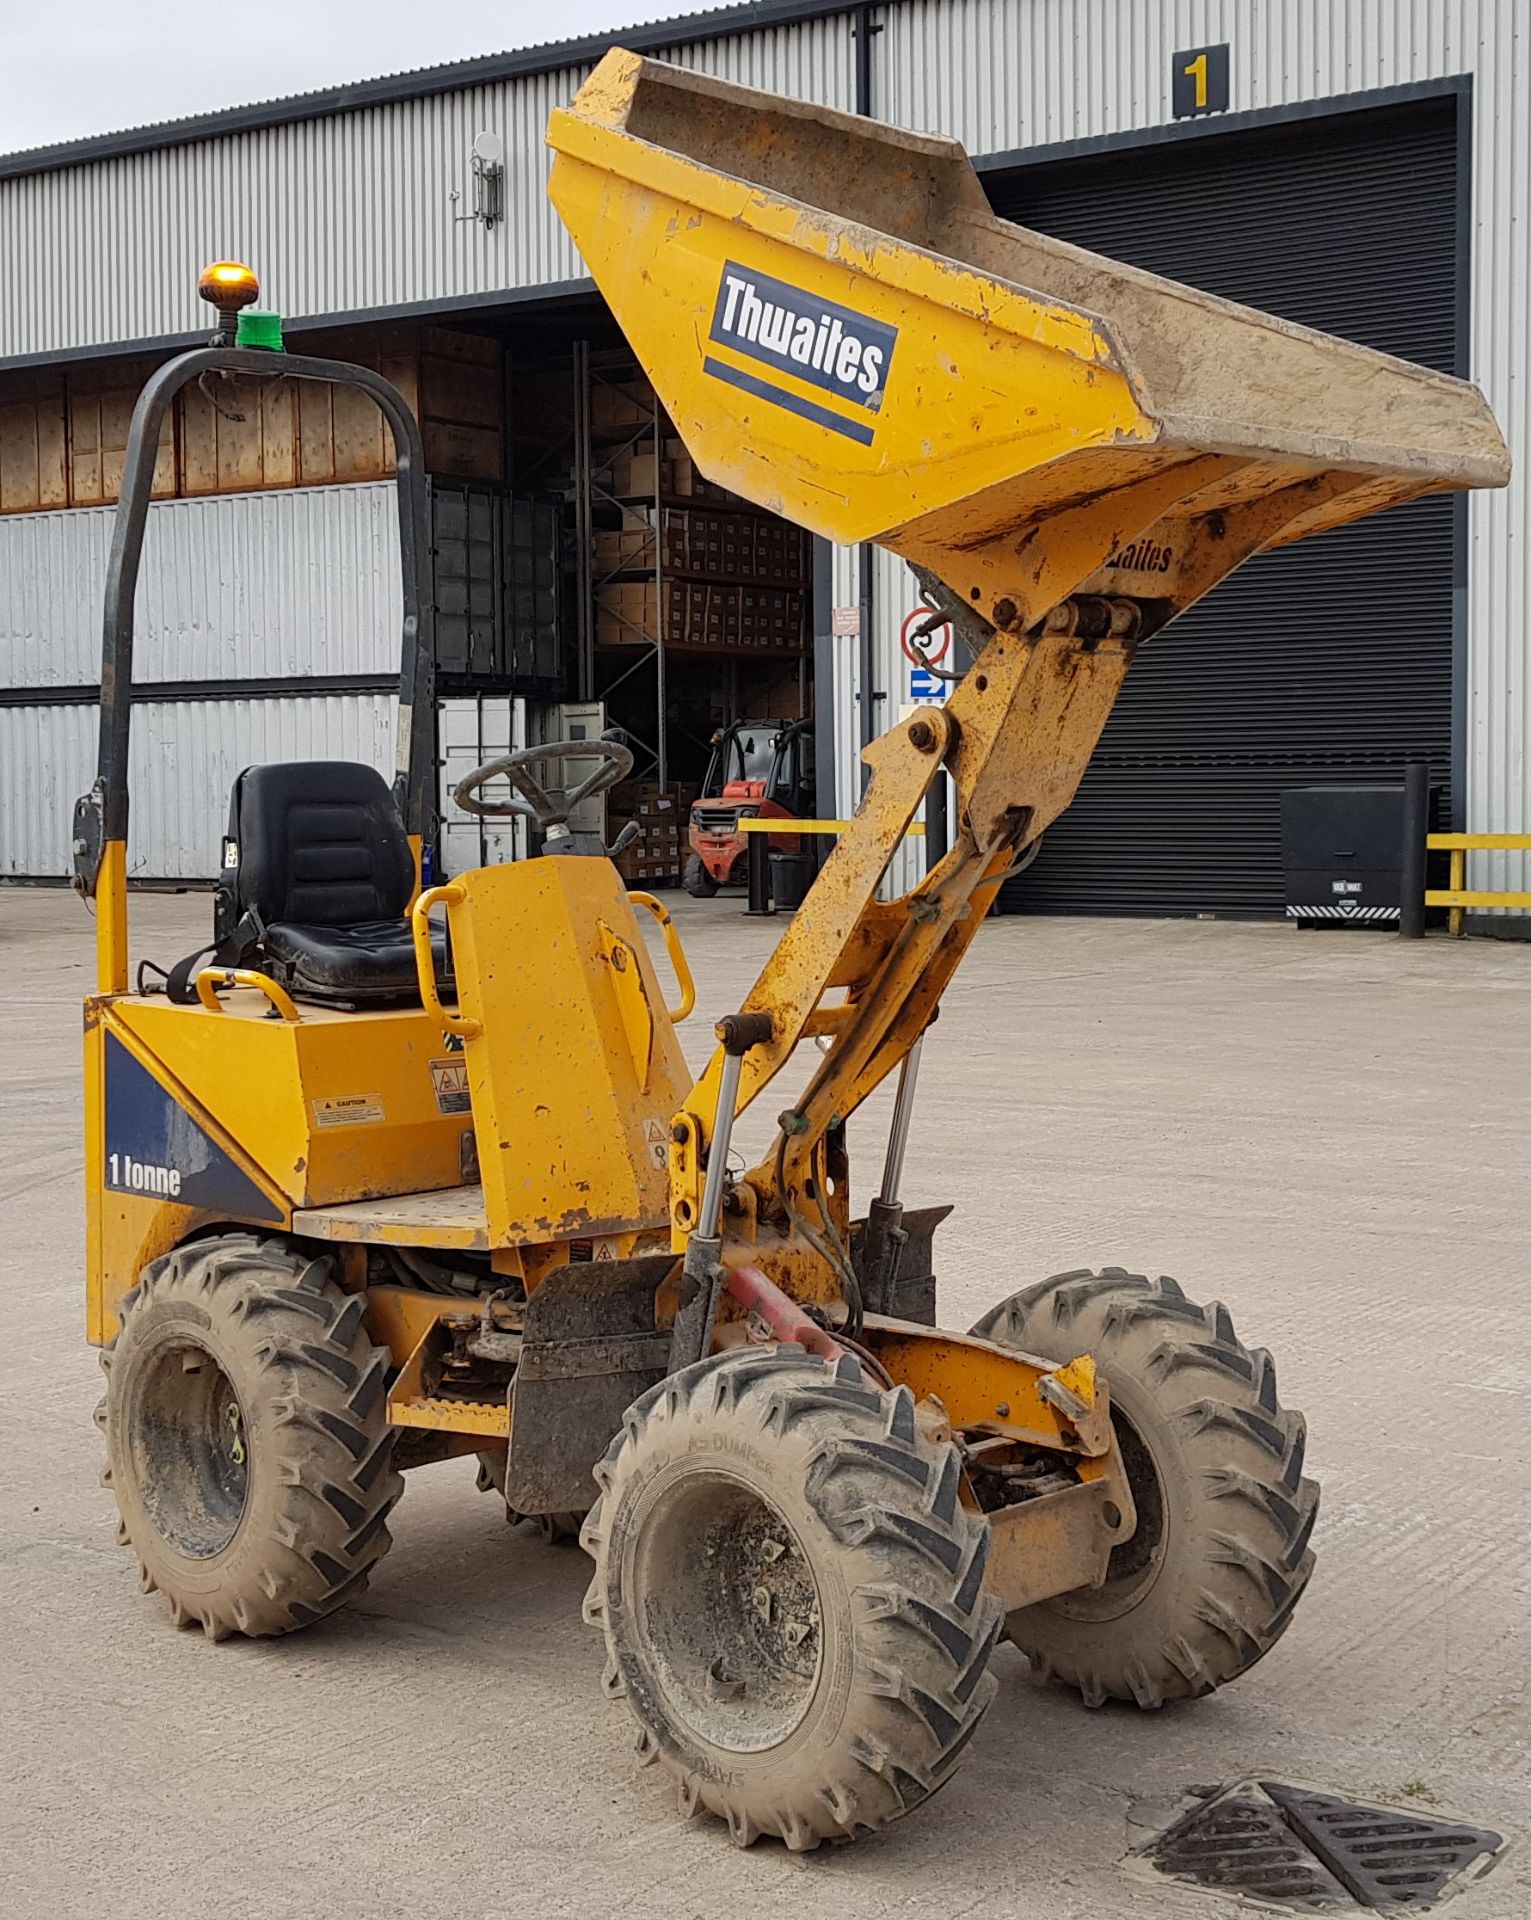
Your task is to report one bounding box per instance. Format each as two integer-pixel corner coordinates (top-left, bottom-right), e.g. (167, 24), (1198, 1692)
(735, 817), (926, 837)
(1425, 833), (1531, 937)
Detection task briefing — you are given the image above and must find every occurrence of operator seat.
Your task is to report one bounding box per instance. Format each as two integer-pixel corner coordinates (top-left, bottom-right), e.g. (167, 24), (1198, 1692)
(203, 761), (452, 1009)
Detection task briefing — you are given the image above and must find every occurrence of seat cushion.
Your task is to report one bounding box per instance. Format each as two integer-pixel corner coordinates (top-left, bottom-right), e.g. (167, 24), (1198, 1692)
(264, 919), (454, 1007)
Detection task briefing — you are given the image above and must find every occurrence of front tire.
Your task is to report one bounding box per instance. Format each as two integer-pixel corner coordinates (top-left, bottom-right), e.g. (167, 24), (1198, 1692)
(581, 1346), (1002, 1849)
(971, 1268), (1317, 1709)
(683, 852), (719, 898)
(98, 1233), (402, 1640)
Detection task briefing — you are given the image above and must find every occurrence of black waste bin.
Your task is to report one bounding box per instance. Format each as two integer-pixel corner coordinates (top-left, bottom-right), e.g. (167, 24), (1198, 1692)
(768, 848), (814, 911)
(1280, 784), (1433, 927)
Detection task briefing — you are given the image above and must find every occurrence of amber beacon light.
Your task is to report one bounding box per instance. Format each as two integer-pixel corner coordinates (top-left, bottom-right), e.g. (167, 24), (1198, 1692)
(197, 260), (261, 340)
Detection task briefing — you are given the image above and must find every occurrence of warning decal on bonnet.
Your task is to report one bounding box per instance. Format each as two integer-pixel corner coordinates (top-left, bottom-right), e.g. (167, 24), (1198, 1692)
(429, 1057), (472, 1116)
(312, 1094), (386, 1128)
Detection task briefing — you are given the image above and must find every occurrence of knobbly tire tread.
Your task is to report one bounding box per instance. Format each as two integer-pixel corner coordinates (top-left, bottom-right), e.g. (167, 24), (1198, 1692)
(970, 1266), (1318, 1710)
(98, 1232), (402, 1641)
(580, 1345), (1003, 1850)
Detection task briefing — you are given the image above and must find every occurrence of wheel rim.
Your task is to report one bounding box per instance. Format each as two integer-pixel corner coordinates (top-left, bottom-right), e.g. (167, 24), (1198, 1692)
(127, 1338), (251, 1559)
(628, 1467), (822, 1754)
(1051, 1409), (1168, 1621)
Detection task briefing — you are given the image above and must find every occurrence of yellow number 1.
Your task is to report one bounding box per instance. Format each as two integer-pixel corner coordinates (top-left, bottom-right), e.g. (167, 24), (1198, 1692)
(1184, 52), (1209, 109)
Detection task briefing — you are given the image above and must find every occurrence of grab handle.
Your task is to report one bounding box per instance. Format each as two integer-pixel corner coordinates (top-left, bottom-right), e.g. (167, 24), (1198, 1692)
(627, 891), (696, 1024)
(194, 968), (301, 1023)
(410, 884), (482, 1039)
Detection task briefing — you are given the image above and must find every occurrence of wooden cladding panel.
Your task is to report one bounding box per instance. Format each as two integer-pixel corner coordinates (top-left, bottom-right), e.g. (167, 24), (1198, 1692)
(0, 324), (502, 514)
(180, 377), (298, 495)
(0, 370), (68, 513)
(67, 358), (178, 508)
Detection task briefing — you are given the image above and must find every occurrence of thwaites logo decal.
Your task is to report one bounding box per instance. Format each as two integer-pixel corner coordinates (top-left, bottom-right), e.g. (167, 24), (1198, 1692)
(1105, 539), (1176, 574)
(704, 262), (897, 445)
(103, 1033), (283, 1221)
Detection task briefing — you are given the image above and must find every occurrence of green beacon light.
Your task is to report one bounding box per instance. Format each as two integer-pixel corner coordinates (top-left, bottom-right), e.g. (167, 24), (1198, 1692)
(235, 308), (285, 352)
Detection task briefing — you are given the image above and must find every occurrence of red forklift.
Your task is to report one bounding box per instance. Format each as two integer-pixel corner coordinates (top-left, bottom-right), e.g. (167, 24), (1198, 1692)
(685, 717), (814, 897)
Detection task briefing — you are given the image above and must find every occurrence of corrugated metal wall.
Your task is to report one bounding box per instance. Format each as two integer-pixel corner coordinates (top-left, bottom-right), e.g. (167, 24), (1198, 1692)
(0, 23), (857, 360)
(1, 1), (1526, 901)
(0, 482), (401, 879)
(828, 541), (861, 821)
(872, 543), (928, 899)
(0, 692), (396, 880)
(0, 482), (401, 687)
(825, 540), (930, 900)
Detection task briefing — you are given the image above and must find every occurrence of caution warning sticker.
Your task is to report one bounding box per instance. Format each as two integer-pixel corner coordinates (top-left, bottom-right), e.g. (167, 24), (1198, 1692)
(429, 1057), (472, 1116)
(643, 1116), (669, 1170)
(313, 1094), (386, 1128)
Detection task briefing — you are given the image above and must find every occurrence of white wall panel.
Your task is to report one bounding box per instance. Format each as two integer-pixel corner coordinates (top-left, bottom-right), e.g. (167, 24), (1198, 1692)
(0, 702), (96, 882)
(873, 542), (928, 900)
(0, 692), (395, 879)
(828, 540), (862, 823)
(0, 483), (401, 688)
(661, 15), (856, 102)
(0, 68), (587, 357)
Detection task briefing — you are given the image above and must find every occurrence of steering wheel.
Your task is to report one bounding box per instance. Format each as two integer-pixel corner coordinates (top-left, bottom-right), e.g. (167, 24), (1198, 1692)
(453, 735), (634, 839)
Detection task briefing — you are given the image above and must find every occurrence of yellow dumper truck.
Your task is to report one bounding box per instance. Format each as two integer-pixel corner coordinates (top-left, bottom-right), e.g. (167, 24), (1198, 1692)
(76, 53), (1507, 1850)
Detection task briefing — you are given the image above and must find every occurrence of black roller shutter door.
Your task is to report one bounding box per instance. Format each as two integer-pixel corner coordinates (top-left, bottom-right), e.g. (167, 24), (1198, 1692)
(984, 98), (1461, 916)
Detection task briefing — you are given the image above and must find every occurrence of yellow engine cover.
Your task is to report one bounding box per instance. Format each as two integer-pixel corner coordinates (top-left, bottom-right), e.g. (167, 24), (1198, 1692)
(446, 855), (692, 1244)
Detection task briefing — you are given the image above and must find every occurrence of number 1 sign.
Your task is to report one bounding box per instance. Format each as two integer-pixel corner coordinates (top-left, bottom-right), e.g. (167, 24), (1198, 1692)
(1172, 43), (1230, 118)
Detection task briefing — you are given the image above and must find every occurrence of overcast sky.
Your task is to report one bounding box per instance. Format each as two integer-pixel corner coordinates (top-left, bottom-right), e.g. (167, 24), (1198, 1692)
(1, 1), (671, 154)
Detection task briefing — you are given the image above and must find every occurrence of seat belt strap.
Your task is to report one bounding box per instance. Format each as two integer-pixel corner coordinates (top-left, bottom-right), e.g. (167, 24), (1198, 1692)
(163, 909), (264, 1005)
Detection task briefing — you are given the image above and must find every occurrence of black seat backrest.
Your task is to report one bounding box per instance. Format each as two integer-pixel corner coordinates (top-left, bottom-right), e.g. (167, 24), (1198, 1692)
(219, 762), (413, 933)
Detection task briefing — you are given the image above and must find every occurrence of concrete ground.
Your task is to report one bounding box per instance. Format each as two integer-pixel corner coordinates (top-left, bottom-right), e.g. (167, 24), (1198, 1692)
(3, 885), (1528, 1919)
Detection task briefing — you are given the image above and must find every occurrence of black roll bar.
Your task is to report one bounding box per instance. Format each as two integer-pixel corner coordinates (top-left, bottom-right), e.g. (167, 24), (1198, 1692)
(75, 345), (435, 892)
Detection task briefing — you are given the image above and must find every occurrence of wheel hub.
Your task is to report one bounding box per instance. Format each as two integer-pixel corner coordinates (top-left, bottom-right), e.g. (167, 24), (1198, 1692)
(631, 1470), (822, 1754)
(129, 1339), (251, 1559)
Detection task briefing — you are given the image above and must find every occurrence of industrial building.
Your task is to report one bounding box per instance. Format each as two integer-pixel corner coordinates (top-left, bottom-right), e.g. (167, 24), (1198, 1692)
(1, 0), (1526, 916)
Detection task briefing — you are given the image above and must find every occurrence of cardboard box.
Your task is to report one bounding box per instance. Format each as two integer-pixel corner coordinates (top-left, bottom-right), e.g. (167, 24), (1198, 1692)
(594, 522), (656, 576)
(596, 581), (681, 647)
(599, 436), (746, 506)
(656, 508), (811, 588)
(613, 841), (682, 884)
(596, 580), (806, 653)
(612, 779), (681, 810)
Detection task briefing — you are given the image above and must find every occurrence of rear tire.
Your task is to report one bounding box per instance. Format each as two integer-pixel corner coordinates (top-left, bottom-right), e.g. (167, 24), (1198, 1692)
(582, 1346), (1002, 1849)
(971, 1268), (1317, 1709)
(98, 1233), (402, 1640)
(684, 852), (719, 898)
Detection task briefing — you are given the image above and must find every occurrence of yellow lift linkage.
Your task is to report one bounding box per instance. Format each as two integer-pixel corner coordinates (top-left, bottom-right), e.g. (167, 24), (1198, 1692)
(547, 48), (1506, 1257)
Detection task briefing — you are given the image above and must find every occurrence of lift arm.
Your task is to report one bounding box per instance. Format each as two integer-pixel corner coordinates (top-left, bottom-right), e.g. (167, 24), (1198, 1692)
(547, 52), (1509, 1274)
